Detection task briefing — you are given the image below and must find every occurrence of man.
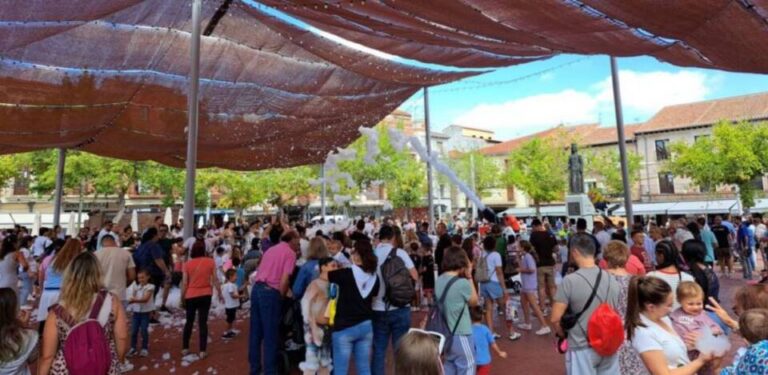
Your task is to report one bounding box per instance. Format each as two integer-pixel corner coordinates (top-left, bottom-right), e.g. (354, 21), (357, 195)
(371, 225), (417, 375)
(434, 222), (451, 274)
(249, 230), (298, 375)
(529, 219), (558, 312)
(157, 224), (174, 312)
(672, 219), (694, 250)
(96, 234), (135, 306)
(96, 220), (114, 251)
(329, 231), (352, 268)
(416, 221), (433, 248)
(349, 219), (369, 244)
(132, 227), (170, 322)
(551, 233), (620, 375)
(593, 221), (611, 254)
(711, 216), (733, 278)
(697, 217), (718, 266)
(737, 217), (754, 280)
(295, 224), (309, 266)
(31, 227), (53, 259)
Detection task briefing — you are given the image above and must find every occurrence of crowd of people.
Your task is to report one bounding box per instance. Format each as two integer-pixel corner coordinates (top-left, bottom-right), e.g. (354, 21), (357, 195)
(0, 212), (766, 375)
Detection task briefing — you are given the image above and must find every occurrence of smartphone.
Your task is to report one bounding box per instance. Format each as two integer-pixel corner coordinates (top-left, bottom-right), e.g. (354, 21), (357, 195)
(408, 328), (446, 354)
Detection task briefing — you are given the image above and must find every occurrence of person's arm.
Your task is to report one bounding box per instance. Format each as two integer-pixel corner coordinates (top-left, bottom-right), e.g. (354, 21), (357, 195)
(180, 267), (189, 307)
(495, 263), (507, 293)
(126, 267), (136, 286)
(463, 266), (479, 307)
(131, 286), (153, 304)
(37, 312), (59, 375)
(490, 342), (508, 359)
(279, 272), (292, 297)
(705, 297), (738, 330)
(640, 351), (709, 375)
(112, 294), (129, 361)
(210, 264), (223, 303)
(16, 251), (29, 272)
(550, 302), (568, 338)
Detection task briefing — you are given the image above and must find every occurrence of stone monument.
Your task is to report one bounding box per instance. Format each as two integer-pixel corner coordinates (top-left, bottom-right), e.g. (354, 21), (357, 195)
(565, 144), (595, 224)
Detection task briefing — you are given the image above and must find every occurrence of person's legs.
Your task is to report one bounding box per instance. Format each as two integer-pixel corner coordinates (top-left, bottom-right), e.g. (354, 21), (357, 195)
(389, 307), (411, 354)
(259, 286), (282, 375)
(130, 313), (141, 350)
(139, 312), (150, 350)
(197, 296), (211, 353)
(249, 285), (263, 375)
(182, 298), (198, 351)
(371, 311), (390, 375)
(525, 292), (548, 328)
(353, 320), (374, 375)
(565, 348), (599, 375)
(451, 335), (476, 375)
(520, 292), (531, 325)
(483, 294), (495, 334)
(332, 325), (355, 375)
(18, 274), (31, 306)
(536, 269), (547, 311)
(595, 353), (619, 375)
(544, 267), (556, 309)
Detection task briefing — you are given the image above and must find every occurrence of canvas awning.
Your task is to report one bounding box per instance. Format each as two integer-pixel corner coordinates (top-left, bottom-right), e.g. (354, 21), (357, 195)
(500, 205), (567, 218)
(2, 1), (768, 170)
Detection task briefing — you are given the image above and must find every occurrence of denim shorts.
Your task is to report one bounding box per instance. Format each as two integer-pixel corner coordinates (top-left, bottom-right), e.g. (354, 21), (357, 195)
(479, 281), (503, 300)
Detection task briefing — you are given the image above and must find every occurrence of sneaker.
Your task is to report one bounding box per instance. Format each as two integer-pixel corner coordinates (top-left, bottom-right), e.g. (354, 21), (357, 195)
(222, 331), (236, 339)
(181, 349), (189, 356)
(517, 323), (532, 331)
(126, 348), (137, 358)
(139, 349), (149, 357)
(231, 329), (241, 335)
(535, 326), (552, 335)
(199, 352), (208, 360)
(508, 332), (522, 341)
(120, 361), (134, 373)
(492, 333), (501, 339)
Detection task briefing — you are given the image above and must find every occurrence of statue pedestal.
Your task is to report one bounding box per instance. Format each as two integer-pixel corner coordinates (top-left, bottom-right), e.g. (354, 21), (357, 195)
(566, 194), (595, 230)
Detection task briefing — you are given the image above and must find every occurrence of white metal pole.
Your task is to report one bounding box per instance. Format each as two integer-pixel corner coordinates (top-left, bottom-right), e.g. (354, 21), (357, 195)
(53, 148), (66, 228)
(321, 164), (327, 219)
(183, 0), (202, 239)
(470, 152), (477, 220)
(610, 57), (634, 228)
(424, 87), (435, 231)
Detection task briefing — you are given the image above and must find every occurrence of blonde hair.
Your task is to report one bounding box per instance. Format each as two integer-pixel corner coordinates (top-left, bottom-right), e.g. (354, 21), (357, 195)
(676, 281), (704, 303)
(52, 238), (82, 273)
(59, 252), (104, 321)
(395, 331), (442, 375)
(307, 237), (329, 260)
(739, 308), (768, 344)
(603, 240), (630, 269)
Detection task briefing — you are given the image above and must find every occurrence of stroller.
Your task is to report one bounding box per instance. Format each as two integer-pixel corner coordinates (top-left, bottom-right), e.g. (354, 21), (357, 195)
(277, 298), (306, 374)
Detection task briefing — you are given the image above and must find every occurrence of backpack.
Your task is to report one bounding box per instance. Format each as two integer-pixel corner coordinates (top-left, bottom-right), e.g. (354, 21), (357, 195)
(474, 252), (490, 283)
(424, 276), (464, 353)
(587, 302), (624, 356)
(53, 290), (112, 375)
(381, 247), (415, 308)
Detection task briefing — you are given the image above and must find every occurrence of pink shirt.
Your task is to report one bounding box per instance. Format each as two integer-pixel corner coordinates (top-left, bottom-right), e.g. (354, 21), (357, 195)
(599, 254), (646, 276)
(253, 242), (296, 291)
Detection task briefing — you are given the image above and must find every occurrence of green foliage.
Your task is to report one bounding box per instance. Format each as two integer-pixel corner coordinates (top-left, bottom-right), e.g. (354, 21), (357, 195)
(0, 154), (20, 189)
(388, 156), (427, 211)
(447, 150), (501, 198)
(504, 137), (568, 215)
(584, 148), (642, 198)
(666, 121), (768, 209)
(142, 162), (185, 207)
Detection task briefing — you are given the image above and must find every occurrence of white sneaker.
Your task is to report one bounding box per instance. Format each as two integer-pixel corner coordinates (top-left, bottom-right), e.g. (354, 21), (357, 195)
(126, 348), (137, 358)
(139, 349), (149, 357)
(535, 326), (552, 335)
(508, 332), (522, 341)
(120, 361), (134, 373)
(517, 323), (532, 330)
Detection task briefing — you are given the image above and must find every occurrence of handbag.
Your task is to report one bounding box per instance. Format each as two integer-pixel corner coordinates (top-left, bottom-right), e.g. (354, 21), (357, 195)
(324, 283), (339, 327)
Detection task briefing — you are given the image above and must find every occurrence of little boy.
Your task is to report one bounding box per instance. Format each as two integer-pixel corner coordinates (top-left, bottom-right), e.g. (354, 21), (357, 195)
(720, 308), (768, 375)
(470, 306), (507, 375)
(127, 269), (156, 357)
(670, 281), (723, 375)
(222, 269), (241, 338)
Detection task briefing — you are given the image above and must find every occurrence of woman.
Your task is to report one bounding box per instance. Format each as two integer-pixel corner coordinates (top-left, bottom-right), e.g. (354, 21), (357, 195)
(0, 236), (28, 298)
(17, 236), (35, 307)
(460, 237), (475, 263)
(180, 241), (223, 358)
(602, 241), (648, 375)
(626, 276), (714, 374)
(647, 241), (693, 309)
(299, 258), (338, 375)
(37, 239), (81, 328)
(120, 226), (135, 249)
(327, 240), (379, 375)
(38, 252), (128, 375)
(393, 225), (405, 251)
(0, 288), (38, 375)
(293, 237), (330, 300)
(680, 239), (719, 302)
(435, 246), (479, 375)
(706, 284), (768, 331)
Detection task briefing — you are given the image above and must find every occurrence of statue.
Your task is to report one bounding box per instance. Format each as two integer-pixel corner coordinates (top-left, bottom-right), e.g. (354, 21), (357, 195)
(568, 143), (584, 194)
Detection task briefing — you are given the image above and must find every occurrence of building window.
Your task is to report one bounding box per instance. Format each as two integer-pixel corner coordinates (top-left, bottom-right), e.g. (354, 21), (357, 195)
(751, 176), (765, 191)
(506, 186), (515, 201)
(694, 134), (710, 142)
(655, 139), (669, 161)
(439, 184), (446, 199)
(658, 173), (675, 194)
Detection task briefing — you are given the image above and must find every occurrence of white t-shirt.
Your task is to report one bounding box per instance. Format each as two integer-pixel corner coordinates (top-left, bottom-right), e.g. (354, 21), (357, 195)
(595, 230), (611, 252)
(646, 270), (694, 310)
(223, 282), (239, 309)
(372, 243), (415, 311)
(481, 250), (502, 283)
(126, 282), (156, 313)
(631, 314), (690, 369)
(332, 251), (352, 268)
(31, 236), (51, 258)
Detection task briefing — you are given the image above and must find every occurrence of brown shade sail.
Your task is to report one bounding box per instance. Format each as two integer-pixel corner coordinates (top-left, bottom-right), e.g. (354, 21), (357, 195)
(1, 0), (767, 170)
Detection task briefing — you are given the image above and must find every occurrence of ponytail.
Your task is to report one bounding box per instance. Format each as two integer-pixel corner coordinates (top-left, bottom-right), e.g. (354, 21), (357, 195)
(625, 276), (672, 341)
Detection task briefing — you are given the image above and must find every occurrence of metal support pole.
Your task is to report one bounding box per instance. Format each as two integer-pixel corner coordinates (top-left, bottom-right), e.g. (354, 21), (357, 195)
(182, 0), (202, 239)
(321, 164), (327, 219)
(423, 87), (435, 231)
(53, 148), (66, 228)
(610, 57), (633, 228)
(470, 153), (478, 220)
(76, 179), (84, 231)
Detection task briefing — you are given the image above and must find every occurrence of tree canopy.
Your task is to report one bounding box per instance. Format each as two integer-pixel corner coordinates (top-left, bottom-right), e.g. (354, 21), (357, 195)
(584, 148), (642, 198)
(504, 137), (568, 216)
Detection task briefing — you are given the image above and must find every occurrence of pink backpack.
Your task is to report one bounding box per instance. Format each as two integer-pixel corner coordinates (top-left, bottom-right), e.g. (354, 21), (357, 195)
(53, 290), (112, 375)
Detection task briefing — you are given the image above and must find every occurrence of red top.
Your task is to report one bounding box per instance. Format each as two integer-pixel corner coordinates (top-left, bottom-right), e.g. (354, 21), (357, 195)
(183, 257), (215, 299)
(599, 255), (646, 276)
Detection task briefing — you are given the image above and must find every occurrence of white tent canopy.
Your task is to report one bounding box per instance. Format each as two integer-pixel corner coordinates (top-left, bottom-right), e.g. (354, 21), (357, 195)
(0, 213), (90, 232)
(614, 199), (768, 216)
(499, 205), (567, 218)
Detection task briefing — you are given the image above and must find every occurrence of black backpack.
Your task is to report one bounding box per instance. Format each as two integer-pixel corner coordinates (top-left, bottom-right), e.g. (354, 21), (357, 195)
(381, 247), (415, 308)
(425, 276), (464, 353)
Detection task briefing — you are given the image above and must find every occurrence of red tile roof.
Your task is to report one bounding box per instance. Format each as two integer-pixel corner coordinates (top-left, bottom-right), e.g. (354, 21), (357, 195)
(636, 92), (768, 133)
(479, 123), (598, 156)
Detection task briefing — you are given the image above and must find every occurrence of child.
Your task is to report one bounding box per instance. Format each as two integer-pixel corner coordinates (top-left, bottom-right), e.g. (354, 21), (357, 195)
(127, 269), (156, 357)
(299, 257), (338, 375)
(517, 241), (551, 335)
(670, 281), (723, 375)
(721, 308), (768, 375)
(408, 242), (422, 311)
(420, 244), (435, 307)
(214, 246), (228, 282)
(471, 306), (508, 375)
(222, 269), (240, 338)
(394, 330), (443, 375)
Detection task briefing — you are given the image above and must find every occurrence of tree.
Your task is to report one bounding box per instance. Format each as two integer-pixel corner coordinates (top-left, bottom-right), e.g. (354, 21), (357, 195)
(0, 155), (20, 190)
(388, 156), (427, 219)
(666, 121), (768, 210)
(504, 137), (568, 217)
(584, 148), (642, 198)
(141, 162), (185, 207)
(446, 150), (501, 210)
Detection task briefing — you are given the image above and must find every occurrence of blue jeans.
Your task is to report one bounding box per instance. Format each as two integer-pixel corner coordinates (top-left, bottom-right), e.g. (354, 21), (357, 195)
(18, 273), (32, 306)
(332, 320), (373, 375)
(741, 247), (754, 280)
(130, 312), (150, 350)
(249, 283), (283, 375)
(371, 307), (411, 375)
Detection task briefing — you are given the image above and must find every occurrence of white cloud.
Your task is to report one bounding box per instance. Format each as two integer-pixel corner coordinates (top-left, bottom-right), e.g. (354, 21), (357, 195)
(453, 90), (598, 139)
(452, 69), (711, 140)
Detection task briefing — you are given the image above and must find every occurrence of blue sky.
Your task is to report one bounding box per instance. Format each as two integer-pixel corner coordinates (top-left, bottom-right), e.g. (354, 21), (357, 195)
(401, 55), (768, 140)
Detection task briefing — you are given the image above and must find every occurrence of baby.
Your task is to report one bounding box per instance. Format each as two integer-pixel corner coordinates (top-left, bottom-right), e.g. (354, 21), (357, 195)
(720, 308), (768, 375)
(669, 281), (723, 375)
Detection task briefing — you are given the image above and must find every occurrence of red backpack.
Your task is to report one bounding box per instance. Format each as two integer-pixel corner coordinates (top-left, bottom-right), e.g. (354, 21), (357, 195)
(586, 271), (624, 356)
(53, 290), (112, 375)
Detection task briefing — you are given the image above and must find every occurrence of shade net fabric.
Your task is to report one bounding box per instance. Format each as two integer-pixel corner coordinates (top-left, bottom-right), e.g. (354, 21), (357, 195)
(1, 0), (767, 170)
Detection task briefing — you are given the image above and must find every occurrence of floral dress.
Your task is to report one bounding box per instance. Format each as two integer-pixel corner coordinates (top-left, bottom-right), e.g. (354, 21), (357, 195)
(721, 340), (768, 375)
(612, 274), (650, 375)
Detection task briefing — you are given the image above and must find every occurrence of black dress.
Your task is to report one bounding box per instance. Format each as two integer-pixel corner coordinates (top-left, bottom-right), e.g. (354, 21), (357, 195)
(421, 255), (435, 290)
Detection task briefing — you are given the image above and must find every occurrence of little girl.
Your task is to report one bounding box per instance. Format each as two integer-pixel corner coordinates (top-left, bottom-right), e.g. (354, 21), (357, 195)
(517, 241), (551, 336)
(420, 244), (435, 307)
(299, 257), (338, 375)
(408, 242), (422, 311)
(721, 308), (768, 375)
(670, 281), (723, 375)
